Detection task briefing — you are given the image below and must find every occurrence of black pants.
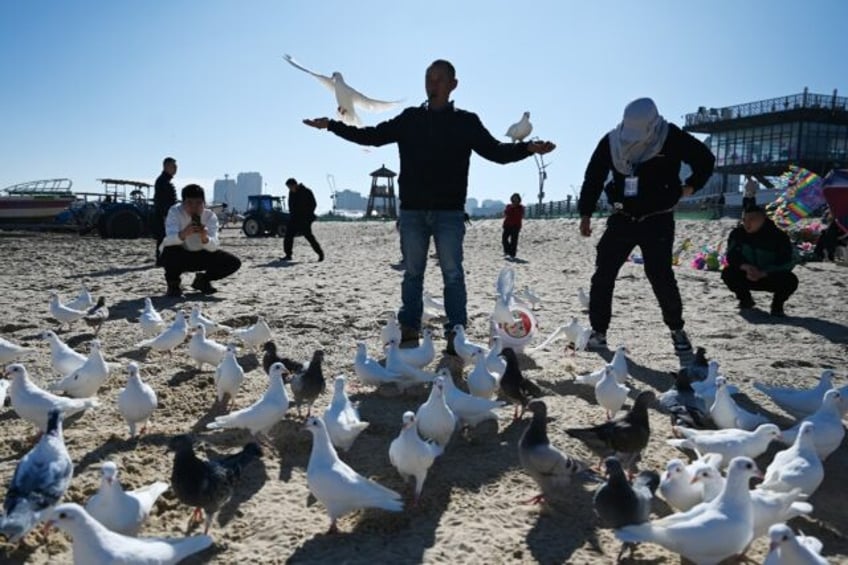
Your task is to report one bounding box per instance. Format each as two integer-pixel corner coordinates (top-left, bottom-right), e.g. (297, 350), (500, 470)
(590, 212), (684, 334)
(160, 246), (241, 283)
(502, 226), (520, 257)
(721, 267), (798, 306)
(284, 220), (323, 258)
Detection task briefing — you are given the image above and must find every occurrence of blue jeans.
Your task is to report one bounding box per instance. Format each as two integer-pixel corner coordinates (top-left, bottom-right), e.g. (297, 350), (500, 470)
(398, 210), (467, 332)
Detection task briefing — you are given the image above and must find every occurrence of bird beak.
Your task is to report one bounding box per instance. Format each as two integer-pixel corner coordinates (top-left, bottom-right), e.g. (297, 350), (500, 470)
(106, 477), (114, 486)
(768, 541), (778, 553)
(689, 476), (700, 485)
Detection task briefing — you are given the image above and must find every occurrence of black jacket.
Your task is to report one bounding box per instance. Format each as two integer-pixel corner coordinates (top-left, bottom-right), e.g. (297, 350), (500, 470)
(726, 218), (796, 272)
(288, 184), (317, 223)
(579, 124), (715, 218)
(153, 172), (177, 219)
(328, 103), (532, 211)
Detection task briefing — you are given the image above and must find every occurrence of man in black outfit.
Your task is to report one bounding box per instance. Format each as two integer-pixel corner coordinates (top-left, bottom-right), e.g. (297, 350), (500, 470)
(153, 157), (178, 266)
(722, 206), (798, 317)
(282, 178), (324, 262)
(579, 98), (715, 353)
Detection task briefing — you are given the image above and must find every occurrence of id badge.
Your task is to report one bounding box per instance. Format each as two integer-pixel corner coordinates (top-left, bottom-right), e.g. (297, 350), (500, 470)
(624, 176), (639, 197)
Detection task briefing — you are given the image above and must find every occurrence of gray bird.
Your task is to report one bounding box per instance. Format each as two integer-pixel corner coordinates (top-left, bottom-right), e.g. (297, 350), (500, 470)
(683, 347), (709, 381)
(499, 347), (543, 420)
(658, 371), (710, 429)
(261, 341), (304, 377)
(83, 297), (109, 336)
(291, 350), (326, 417)
(0, 409), (73, 543)
(519, 400), (588, 504)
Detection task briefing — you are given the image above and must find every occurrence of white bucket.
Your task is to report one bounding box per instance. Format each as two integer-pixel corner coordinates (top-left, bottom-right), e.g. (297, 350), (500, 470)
(491, 305), (538, 353)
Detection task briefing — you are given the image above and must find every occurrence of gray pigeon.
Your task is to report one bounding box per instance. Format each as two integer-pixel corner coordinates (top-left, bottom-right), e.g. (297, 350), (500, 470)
(658, 371), (710, 429)
(499, 348), (543, 420)
(261, 341), (304, 377)
(0, 409), (73, 543)
(83, 297), (109, 336)
(291, 350), (326, 417)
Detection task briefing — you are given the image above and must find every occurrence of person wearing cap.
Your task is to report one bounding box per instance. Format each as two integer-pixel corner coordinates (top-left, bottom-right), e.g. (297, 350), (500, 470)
(153, 157), (178, 266)
(159, 184), (241, 297)
(578, 97), (715, 353)
(722, 206), (798, 317)
(282, 178), (324, 262)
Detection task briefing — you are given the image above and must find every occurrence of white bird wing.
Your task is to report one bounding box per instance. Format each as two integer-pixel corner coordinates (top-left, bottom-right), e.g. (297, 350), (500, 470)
(129, 481), (170, 514)
(311, 459), (402, 514)
(283, 54), (335, 91)
(349, 86), (402, 112)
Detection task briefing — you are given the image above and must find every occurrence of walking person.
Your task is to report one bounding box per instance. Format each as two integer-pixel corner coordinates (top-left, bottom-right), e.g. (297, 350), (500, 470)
(282, 178), (324, 262)
(502, 193), (524, 259)
(578, 97), (715, 353)
(302, 59), (555, 351)
(153, 157), (178, 266)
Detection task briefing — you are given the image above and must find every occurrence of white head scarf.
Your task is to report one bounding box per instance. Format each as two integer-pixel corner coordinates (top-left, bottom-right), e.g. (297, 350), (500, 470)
(608, 98), (669, 176)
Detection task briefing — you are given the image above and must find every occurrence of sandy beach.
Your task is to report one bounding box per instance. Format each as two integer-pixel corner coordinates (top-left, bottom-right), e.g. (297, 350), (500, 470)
(0, 218), (845, 564)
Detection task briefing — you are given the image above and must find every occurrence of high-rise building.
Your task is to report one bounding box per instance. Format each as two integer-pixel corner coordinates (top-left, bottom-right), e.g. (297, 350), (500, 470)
(334, 189), (367, 211)
(212, 172), (264, 212)
(213, 174), (237, 207)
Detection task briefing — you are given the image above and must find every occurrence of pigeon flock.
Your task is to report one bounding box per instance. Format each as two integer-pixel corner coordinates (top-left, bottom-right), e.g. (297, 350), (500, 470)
(0, 271), (844, 565)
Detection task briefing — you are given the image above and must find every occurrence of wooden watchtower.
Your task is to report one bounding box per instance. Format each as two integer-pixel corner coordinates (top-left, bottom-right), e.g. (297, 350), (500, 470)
(365, 164), (397, 219)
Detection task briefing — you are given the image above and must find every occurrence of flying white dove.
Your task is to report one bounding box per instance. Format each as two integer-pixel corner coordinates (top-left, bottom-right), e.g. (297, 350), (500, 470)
(47, 503), (213, 565)
(230, 316), (272, 351)
(438, 368), (505, 427)
(135, 311), (188, 353)
(380, 312), (402, 347)
(710, 376), (769, 431)
(214, 344), (245, 409)
(780, 389), (845, 460)
(323, 375), (369, 452)
(513, 285), (541, 310)
(6, 364), (99, 432)
(758, 421), (823, 497)
(50, 339), (110, 398)
(48, 290), (87, 328)
(486, 335), (507, 377)
(467, 349), (500, 399)
(764, 523), (827, 565)
(304, 415), (403, 533)
(85, 462), (169, 536)
(415, 376), (456, 447)
(65, 284), (94, 311)
(284, 53), (401, 126)
(595, 365), (630, 419)
(138, 298), (165, 338)
(0, 336), (34, 365)
(117, 362), (157, 438)
(187, 324), (227, 370)
(753, 369), (836, 419)
(189, 304), (232, 335)
(451, 325), (488, 364)
(577, 287), (591, 310)
(667, 423), (782, 465)
(352, 342), (406, 388)
(505, 111), (533, 142)
(389, 411), (443, 505)
(41, 330), (86, 376)
(391, 329), (436, 369)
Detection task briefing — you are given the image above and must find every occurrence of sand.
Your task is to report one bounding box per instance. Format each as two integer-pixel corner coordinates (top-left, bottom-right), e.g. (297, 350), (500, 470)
(0, 218), (845, 565)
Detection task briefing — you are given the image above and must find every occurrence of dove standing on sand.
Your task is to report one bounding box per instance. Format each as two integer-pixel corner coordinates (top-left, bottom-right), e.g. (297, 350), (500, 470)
(207, 362), (290, 442)
(284, 54), (400, 126)
(668, 423), (782, 465)
(578, 287), (591, 310)
(230, 317), (272, 351)
(438, 368), (505, 427)
(380, 313), (402, 347)
(392, 329), (436, 368)
(261, 341), (304, 376)
(451, 325), (488, 364)
(169, 435), (262, 534)
(41, 330), (86, 377)
(83, 297), (109, 336)
(658, 454), (722, 512)
(138, 298), (165, 338)
(189, 304), (232, 335)
(187, 325), (227, 370)
(754, 369), (836, 419)
(389, 411), (443, 506)
(304, 416), (403, 533)
(323, 375), (369, 452)
(214, 344), (245, 409)
(416, 376), (456, 447)
(759, 421), (823, 497)
(710, 376), (769, 431)
(467, 349), (500, 399)
(50, 339), (110, 398)
(691, 360), (738, 408)
(117, 362), (157, 438)
(384, 340), (438, 386)
(658, 370), (710, 429)
(353, 342), (405, 388)
(136, 310), (188, 354)
(65, 284), (94, 311)
(291, 350), (326, 417)
(486, 335), (507, 377)
(505, 111), (533, 142)
(499, 347), (543, 420)
(0, 336), (34, 364)
(514, 285), (541, 310)
(48, 503), (213, 565)
(0, 409), (72, 543)
(6, 364), (99, 432)
(764, 524), (828, 565)
(780, 389), (845, 460)
(49, 290), (87, 329)
(85, 462), (169, 536)
(519, 400), (588, 504)
(595, 365), (630, 419)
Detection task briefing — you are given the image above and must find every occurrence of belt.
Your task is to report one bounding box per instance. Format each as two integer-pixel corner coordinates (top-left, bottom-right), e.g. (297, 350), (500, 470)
(613, 208), (674, 222)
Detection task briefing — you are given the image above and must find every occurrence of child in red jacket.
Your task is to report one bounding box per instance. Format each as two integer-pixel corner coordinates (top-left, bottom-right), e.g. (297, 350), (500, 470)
(502, 193), (524, 258)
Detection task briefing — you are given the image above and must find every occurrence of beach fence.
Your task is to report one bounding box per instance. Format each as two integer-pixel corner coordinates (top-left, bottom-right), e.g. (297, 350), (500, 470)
(525, 196), (726, 220)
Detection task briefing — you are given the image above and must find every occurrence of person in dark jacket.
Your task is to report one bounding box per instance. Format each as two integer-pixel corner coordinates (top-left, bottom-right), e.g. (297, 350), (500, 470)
(579, 98), (716, 353)
(722, 206), (798, 317)
(153, 157), (178, 266)
(502, 193), (524, 259)
(303, 59), (555, 351)
(282, 178), (324, 262)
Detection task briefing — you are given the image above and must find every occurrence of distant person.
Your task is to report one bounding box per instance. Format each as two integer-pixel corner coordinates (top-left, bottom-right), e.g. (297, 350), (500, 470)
(282, 178), (324, 262)
(502, 193), (524, 259)
(813, 214), (846, 261)
(722, 206), (797, 316)
(159, 184), (241, 297)
(302, 59), (555, 351)
(153, 157), (178, 266)
(743, 175), (759, 212)
(578, 97), (715, 353)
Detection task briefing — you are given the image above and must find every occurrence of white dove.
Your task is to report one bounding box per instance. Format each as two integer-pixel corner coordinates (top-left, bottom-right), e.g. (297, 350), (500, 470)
(759, 421), (823, 497)
(187, 324), (227, 370)
(764, 524), (827, 565)
(438, 368), (505, 427)
(138, 297), (165, 338)
(230, 316), (272, 351)
(323, 375), (369, 452)
(85, 462), (169, 536)
(415, 376), (456, 447)
(505, 111), (533, 142)
(352, 342), (406, 388)
(691, 360), (739, 408)
(610, 345), (630, 384)
(65, 284), (94, 311)
(658, 454), (722, 513)
(117, 362), (157, 438)
(48, 290), (87, 328)
(50, 339), (110, 398)
(575, 364), (607, 387)
(214, 344), (245, 408)
(467, 349), (500, 399)
(423, 291), (445, 315)
(577, 287), (590, 310)
(563, 317), (591, 352)
(384, 340), (437, 386)
(284, 53), (400, 126)
(780, 389), (845, 460)
(304, 415), (403, 533)
(6, 363), (99, 432)
(135, 311), (188, 353)
(486, 335), (507, 377)
(380, 312), (402, 347)
(492, 267), (516, 324)
(753, 369), (836, 419)
(206, 362), (290, 441)
(189, 304), (231, 335)
(0, 336), (34, 364)
(710, 376), (769, 431)
(595, 365), (630, 419)
(451, 325), (488, 364)
(0, 378), (8, 408)
(41, 330), (86, 376)
(667, 424), (782, 465)
(392, 329), (436, 369)
(389, 411), (443, 505)
(514, 285), (541, 309)
(48, 503), (212, 565)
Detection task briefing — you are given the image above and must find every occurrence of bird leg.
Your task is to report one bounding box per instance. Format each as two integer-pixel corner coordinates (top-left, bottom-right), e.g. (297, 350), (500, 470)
(523, 494), (545, 505)
(512, 404), (520, 421)
(203, 511), (214, 535)
(616, 542), (636, 563)
(186, 507), (203, 532)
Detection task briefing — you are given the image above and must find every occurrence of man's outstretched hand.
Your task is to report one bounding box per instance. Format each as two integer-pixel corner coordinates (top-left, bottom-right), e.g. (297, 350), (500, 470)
(528, 141), (556, 155)
(303, 118), (330, 130)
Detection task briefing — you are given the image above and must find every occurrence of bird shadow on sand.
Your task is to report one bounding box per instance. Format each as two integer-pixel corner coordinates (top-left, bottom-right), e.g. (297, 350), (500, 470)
(595, 349), (672, 392)
(73, 432), (173, 475)
(197, 443), (269, 530)
(740, 309), (848, 344)
(66, 263), (155, 279)
(254, 259), (300, 269)
(526, 486), (603, 564)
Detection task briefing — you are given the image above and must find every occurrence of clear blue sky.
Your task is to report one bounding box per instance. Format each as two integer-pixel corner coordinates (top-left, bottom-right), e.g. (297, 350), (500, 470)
(1, 0), (846, 211)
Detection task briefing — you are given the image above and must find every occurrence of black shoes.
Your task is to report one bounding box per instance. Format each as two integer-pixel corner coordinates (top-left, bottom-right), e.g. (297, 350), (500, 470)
(587, 331), (608, 350)
(281, 255), (293, 261)
(191, 274), (217, 295)
(317, 251), (324, 262)
(399, 325), (420, 349)
(770, 301), (786, 317)
(738, 296), (756, 310)
(166, 281), (183, 298)
(671, 329), (693, 352)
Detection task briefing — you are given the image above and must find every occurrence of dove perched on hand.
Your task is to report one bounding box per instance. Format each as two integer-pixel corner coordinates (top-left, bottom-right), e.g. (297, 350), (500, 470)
(117, 362), (157, 438)
(85, 461), (169, 536)
(505, 111), (533, 142)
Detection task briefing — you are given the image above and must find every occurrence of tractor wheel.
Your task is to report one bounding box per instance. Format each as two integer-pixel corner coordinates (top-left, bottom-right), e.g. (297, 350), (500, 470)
(275, 223), (287, 237)
(243, 218), (262, 237)
(103, 208), (144, 239)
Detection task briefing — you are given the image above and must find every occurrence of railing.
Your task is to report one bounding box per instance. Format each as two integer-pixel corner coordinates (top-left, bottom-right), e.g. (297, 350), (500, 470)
(685, 90), (848, 128)
(2, 178), (74, 195)
(525, 196), (726, 219)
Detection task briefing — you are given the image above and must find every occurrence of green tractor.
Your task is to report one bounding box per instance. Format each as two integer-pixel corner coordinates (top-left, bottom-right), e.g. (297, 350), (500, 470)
(241, 194), (290, 237)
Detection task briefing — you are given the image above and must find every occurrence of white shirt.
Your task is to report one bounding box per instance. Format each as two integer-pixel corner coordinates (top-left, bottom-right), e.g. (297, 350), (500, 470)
(160, 204), (220, 252)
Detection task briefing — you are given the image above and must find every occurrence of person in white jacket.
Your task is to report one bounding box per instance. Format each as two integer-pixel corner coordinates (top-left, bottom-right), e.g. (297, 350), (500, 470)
(159, 184), (241, 297)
